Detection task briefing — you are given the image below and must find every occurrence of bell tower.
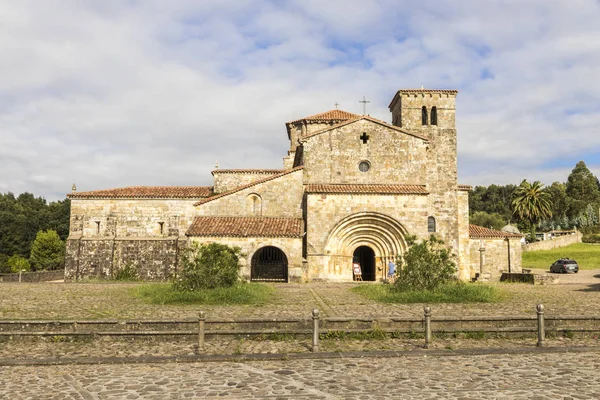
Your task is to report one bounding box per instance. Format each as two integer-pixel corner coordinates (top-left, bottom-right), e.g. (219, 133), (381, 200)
(388, 88), (457, 132)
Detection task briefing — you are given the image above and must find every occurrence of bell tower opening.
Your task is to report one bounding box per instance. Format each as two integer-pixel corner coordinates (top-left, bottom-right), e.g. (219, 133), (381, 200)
(353, 246), (376, 281)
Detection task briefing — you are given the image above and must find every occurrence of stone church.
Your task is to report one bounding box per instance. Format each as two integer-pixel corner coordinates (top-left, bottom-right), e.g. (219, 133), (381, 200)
(65, 88), (522, 282)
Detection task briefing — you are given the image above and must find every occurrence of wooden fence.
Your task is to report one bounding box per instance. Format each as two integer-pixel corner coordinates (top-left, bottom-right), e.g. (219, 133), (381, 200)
(2, 305), (599, 350)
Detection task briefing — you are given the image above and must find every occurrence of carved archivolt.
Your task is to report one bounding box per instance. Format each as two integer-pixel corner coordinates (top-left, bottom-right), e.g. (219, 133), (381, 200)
(324, 212), (408, 259)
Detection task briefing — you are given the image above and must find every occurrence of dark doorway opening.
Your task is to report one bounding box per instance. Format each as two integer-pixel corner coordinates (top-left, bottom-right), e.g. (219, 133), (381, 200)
(251, 246), (288, 282)
(353, 246), (376, 281)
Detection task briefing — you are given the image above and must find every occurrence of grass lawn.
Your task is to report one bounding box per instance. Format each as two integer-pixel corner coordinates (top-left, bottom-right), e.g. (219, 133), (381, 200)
(134, 282), (275, 305)
(351, 283), (503, 304)
(522, 243), (600, 270)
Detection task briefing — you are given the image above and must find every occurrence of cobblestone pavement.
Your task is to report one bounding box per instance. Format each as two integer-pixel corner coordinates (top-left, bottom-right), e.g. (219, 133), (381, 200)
(1, 350), (600, 399)
(1, 277), (599, 321)
(2, 335), (600, 361)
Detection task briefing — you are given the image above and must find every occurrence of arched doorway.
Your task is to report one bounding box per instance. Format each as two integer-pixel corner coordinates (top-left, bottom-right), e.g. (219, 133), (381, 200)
(251, 246), (288, 282)
(353, 246), (376, 281)
(324, 212), (408, 282)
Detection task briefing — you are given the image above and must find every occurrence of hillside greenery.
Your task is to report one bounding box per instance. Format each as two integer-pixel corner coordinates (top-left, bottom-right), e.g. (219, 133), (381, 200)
(0, 192), (70, 273)
(469, 161), (600, 241)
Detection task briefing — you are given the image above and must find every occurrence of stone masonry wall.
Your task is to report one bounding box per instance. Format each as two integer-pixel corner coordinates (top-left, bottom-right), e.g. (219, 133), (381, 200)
(196, 169), (304, 218)
(457, 190), (471, 280)
(522, 232), (582, 252)
(65, 236), (186, 281)
(469, 237), (522, 281)
(189, 236), (303, 282)
(66, 198), (197, 281)
(69, 198), (198, 238)
(212, 171), (281, 194)
(302, 119), (428, 185)
(390, 91), (460, 275)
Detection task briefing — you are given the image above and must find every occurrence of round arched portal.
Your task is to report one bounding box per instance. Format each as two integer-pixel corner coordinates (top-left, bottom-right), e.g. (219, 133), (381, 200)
(326, 212), (407, 281)
(251, 246), (288, 282)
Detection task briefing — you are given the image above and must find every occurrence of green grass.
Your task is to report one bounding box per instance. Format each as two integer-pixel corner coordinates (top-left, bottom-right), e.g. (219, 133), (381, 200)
(522, 243), (600, 270)
(351, 283), (502, 304)
(133, 282), (274, 305)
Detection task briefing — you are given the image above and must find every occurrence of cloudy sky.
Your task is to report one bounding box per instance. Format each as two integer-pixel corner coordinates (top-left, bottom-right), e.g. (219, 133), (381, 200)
(2, 0), (600, 201)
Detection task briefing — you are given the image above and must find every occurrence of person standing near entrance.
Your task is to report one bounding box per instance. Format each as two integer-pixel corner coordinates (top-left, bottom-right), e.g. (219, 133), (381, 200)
(387, 260), (396, 281)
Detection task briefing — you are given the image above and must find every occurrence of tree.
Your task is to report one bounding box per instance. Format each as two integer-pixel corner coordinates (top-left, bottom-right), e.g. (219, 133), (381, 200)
(469, 184), (517, 223)
(29, 230), (65, 270)
(545, 182), (569, 223)
(566, 161), (600, 220)
(175, 242), (242, 290)
(0, 192), (71, 264)
(7, 254), (31, 273)
(469, 211), (506, 231)
(393, 235), (457, 291)
(511, 180), (552, 240)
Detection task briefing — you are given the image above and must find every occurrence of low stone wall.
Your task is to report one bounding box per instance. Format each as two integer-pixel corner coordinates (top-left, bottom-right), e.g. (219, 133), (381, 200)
(523, 232), (582, 252)
(0, 270), (64, 283)
(64, 236), (187, 281)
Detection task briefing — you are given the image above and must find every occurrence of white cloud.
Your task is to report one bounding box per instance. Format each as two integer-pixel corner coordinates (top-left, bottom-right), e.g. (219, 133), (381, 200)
(1, 0), (600, 200)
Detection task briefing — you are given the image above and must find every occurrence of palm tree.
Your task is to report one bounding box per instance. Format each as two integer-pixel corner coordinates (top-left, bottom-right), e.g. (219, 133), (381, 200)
(511, 180), (553, 241)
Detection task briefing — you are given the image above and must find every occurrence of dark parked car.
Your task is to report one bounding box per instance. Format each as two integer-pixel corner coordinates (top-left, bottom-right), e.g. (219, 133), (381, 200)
(550, 258), (579, 273)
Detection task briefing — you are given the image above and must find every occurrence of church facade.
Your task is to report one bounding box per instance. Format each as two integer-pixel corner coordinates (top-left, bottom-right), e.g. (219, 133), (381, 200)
(65, 88), (522, 282)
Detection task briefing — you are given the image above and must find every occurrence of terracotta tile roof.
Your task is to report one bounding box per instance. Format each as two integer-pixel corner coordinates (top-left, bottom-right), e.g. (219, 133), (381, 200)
(287, 109), (361, 125)
(211, 169), (285, 176)
(186, 217), (304, 238)
(68, 186), (213, 199)
(469, 225), (523, 239)
(195, 166), (304, 206)
(300, 115), (429, 142)
(458, 184), (472, 191)
(306, 184), (428, 195)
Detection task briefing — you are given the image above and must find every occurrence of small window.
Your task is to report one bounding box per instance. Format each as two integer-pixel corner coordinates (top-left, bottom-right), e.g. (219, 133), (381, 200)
(246, 194), (262, 216)
(358, 161), (370, 172)
(421, 106), (428, 126)
(95, 221), (101, 234)
(158, 222), (164, 234)
(431, 106), (437, 125)
(428, 216), (436, 233)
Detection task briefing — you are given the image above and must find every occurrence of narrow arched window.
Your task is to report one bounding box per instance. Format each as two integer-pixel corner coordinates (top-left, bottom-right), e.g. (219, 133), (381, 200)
(428, 216), (436, 233)
(421, 106), (428, 126)
(431, 106), (437, 125)
(246, 194), (262, 216)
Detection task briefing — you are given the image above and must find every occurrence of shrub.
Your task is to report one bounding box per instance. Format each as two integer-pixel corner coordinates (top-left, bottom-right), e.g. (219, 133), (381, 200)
(7, 254), (31, 273)
(174, 242), (242, 291)
(393, 235), (457, 291)
(582, 233), (600, 243)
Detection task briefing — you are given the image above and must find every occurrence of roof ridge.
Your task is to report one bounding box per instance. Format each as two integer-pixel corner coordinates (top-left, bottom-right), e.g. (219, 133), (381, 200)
(287, 109), (360, 125)
(68, 186), (213, 199)
(211, 169), (285, 176)
(300, 116), (429, 142)
(469, 224), (523, 238)
(195, 166), (304, 206)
